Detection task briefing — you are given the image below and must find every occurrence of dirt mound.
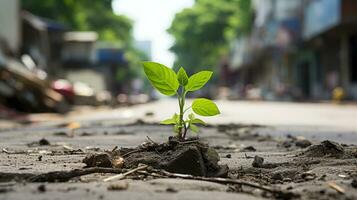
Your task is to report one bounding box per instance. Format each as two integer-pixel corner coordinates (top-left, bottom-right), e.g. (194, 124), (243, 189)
(302, 140), (357, 158)
(83, 137), (228, 177)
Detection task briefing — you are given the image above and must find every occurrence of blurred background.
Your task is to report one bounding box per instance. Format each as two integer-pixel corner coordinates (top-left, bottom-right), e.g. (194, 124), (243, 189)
(1, 0), (357, 116)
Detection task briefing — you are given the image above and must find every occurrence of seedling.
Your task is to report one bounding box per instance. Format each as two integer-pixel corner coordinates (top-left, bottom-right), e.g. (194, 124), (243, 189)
(142, 61), (220, 139)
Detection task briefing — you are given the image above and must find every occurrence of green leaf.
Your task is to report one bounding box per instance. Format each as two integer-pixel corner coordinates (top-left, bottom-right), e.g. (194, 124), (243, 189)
(142, 62), (179, 96)
(177, 67), (188, 86)
(160, 118), (176, 125)
(192, 98), (220, 116)
(173, 113), (179, 123)
(191, 118), (206, 125)
(160, 113), (179, 125)
(189, 124), (199, 133)
(185, 71), (213, 92)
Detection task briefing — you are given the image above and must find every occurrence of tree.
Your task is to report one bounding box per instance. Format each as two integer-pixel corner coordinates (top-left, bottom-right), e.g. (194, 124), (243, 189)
(21, 0), (133, 44)
(168, 0), (252, 74)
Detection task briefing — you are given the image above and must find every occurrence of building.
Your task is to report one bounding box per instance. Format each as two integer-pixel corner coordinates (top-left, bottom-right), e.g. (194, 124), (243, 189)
(0, 0), (20, 54)
(228, 0), (357, 101)
(302, 0), (357, 100)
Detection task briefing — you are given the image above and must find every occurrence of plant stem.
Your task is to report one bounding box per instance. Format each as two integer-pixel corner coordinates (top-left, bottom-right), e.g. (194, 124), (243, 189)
(183, 106), (191, 114)
(183, 123), (189, 139)
(178, 88), (186, 139)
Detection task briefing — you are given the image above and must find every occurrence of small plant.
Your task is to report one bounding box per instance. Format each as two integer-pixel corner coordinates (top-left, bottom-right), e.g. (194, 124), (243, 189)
(142, 61), (220, 139)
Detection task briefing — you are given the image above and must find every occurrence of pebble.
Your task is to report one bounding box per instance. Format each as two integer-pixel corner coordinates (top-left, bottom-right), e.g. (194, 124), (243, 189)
(295, 139), (312, 148)
(166, 187), (178, 193)
(352, 178), (357, 188)
(271, 173), (284, 180)
(107, 181), (129, 191)
(252, 155), (264, 168)
(38, 184), (46, 192)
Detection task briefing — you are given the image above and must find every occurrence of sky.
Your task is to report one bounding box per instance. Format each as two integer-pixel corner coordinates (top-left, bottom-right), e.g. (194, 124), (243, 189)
(112, 0), (194, 67)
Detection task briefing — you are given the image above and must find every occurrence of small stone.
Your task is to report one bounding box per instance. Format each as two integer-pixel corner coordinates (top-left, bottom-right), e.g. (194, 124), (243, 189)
(241, 146), (256, 152)
(295, 139), (312, 148)
(112, 157), (124, 169)
(38, 184), (46, 192)
(39, 138), (50, 146)
(272, 173), (284, 180)
(145, 111), (154, 116)
(352, 179), (357, 188)
(338, 174), (348, 178)
(80, 132), (93, 136)
(281, 141), (292, 148)
(252, 156), (264, 168)
(225, 154), (232, 158)
(107, 181), (129, 191)
(166, 187), (178, 193)
(53, 132), (67, 136)
(301, 171), (316, 180)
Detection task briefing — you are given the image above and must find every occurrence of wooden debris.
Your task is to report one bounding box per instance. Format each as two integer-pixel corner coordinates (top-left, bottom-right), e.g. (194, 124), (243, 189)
(29, 167), (123, 182)
(147, 168), (297, 198)
(104, 165), (148, 182)
(328, 182), (345, 194)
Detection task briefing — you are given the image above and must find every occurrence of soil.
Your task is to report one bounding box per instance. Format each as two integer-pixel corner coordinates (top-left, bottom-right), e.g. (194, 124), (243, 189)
(83, 137), (228, 177)
(0, 122), (356, 200)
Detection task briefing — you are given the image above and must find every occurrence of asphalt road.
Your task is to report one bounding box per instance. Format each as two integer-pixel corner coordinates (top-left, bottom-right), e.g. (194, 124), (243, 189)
(1, 100), (357, 200)
(48, 99), (357, 130)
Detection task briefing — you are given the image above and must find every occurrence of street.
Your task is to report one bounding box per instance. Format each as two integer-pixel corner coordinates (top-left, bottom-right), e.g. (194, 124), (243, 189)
(19, 99), (357, 144)
(1, 100), (357, 200)
(20, 99), (357, 129)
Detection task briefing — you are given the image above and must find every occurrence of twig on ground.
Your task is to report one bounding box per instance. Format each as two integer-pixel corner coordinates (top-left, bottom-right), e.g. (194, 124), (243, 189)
(146, 136), (158, 144)
(111, 146), (118, 152)
(29, 167), (123, 182)
(179, 140), (199, 145)
(136, 170), (165, 178)
(245, 153), (254, 159)
(148, 168), (296, 198)
(2, 148), (10, 154)
(2, 148), (26, 154)
(122, 149), (142, 157)
(328, 182), (345, 194)
(104, 165), (148, 182)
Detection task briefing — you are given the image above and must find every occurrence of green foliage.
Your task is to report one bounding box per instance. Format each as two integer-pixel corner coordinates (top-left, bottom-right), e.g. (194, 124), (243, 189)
(177, 67), (189, 86)
(143, 62), (179, 96)
(21, 0), (133, 43)
(185, 71), (213, 92)
(142, 61), (220, 139)
(168, 0), (252, 72)
(192, 98), (220, 116)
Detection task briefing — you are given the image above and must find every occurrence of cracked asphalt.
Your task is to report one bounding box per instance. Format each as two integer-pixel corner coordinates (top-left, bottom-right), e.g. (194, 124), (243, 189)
(0, 100), (357, 200)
